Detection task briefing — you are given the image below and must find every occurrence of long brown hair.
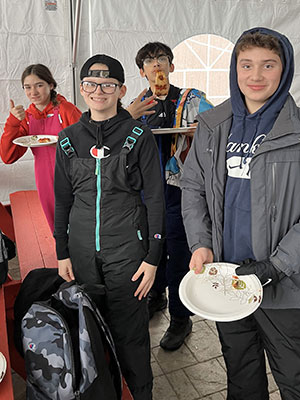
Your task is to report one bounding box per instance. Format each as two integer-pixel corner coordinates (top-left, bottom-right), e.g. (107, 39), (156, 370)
(21, 64), (58, 106)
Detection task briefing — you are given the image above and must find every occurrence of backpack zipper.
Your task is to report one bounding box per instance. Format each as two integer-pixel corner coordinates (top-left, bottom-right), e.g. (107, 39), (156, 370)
(34, 302), (80, 397)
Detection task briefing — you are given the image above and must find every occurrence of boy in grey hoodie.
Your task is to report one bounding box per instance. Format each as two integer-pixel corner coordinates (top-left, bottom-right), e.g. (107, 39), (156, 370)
(182, 27), (300, 399)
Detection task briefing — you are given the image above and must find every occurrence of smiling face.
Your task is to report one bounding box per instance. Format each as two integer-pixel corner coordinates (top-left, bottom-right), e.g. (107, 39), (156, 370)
(237, 46), (283, 114)
(80, 63), (126, 121)
(23, 74), (53, 111)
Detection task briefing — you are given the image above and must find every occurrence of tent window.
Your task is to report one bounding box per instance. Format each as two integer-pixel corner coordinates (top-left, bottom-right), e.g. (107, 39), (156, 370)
(171, 34), (234, 106)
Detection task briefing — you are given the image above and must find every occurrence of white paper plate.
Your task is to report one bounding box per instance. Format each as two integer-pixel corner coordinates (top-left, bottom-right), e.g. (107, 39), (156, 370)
(13, 135), (58, 147)
(179, 262), (263, 322)
(0, 352), (7, 383)
(152, 127), (194, 135)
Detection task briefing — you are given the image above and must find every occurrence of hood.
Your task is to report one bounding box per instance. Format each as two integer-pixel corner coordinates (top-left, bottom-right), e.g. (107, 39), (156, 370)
(27, 93), (67, 119)
(230, 27), (294, 118)
(78, 108), (131, 148)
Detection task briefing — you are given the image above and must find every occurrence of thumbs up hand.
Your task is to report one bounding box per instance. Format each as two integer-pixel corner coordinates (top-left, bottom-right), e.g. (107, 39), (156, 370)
(10, 99), (25, 121)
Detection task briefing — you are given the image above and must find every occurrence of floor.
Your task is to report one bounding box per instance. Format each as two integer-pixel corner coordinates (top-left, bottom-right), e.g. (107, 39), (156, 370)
(8, 258), (281, 400)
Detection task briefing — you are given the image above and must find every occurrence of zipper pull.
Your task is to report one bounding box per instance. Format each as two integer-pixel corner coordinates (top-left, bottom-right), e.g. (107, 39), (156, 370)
(271, 205), (277, 222)
(74, 390), (81, 399)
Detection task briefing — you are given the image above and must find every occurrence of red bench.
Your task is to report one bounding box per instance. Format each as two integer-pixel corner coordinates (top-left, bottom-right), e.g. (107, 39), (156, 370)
(0, 190), (132, 399)
(9, 190), (57, 280)
(0, 201), (22, 399)
(0, 190), (56, 400)
(0, 203), (15, 243)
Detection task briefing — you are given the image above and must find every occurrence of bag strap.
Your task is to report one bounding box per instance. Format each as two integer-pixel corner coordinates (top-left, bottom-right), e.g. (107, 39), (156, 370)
(171, 89), (192, 157)
(173, 89), (192, 128)
(122, 126), (144, 152)
(59, 132), (76, 158)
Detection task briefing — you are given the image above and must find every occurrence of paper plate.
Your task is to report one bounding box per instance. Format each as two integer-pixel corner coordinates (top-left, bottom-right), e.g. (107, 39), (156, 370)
(13, 135), (58, 147)
(152, 127), (194, 135)
(0, 352), (7, 383)
(179, 262), (263, 322)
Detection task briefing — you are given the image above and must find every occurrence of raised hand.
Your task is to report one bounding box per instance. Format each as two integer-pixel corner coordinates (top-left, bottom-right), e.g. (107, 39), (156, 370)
(10, 99), (26, 121)
(126, 89), (157, 120)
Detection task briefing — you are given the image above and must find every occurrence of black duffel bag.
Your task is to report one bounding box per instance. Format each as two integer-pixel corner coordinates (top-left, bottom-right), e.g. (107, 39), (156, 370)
(0, 229), (15, 285)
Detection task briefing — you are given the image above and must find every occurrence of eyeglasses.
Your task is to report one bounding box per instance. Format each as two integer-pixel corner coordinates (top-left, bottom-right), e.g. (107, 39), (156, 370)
(81, 81), (121, 94)
(143, 55), (170, 66)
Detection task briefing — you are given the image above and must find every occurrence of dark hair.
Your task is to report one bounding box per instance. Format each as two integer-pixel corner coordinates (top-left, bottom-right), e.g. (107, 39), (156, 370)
(117, 99), (123, 110)
(235, 32), (282, 59)
(21, 64), (58, 106)
(135, 42), (174, 69)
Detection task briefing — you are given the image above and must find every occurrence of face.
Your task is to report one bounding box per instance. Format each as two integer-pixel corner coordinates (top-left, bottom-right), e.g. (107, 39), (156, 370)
(140, 53), (174, 84)
(23, 74), (53, 111)
(237, 47), (283, 113)
(80, 63), (126, 121)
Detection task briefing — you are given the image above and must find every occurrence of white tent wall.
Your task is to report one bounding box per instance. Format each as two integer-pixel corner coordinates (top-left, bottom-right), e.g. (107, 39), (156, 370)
(1, 0), (300, 204)
(0, 0), (73, 204)
(75, 0), (300, 109)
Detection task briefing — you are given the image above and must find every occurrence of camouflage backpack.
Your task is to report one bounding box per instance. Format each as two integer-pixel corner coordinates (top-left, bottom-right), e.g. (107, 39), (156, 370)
(22, 281), (123, 400)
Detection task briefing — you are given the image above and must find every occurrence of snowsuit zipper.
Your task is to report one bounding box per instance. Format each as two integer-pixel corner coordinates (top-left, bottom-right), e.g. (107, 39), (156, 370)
(95, 158), (101, 251)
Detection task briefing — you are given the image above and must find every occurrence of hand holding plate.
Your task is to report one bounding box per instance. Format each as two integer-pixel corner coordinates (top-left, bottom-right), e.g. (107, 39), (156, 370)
(235, 259), (284, 286)
(182, 122), (198, 138)
(189, 247), (213, 274)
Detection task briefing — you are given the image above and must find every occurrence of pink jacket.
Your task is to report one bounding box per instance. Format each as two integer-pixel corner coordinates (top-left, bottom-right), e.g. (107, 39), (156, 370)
(0, 94), (81, 232)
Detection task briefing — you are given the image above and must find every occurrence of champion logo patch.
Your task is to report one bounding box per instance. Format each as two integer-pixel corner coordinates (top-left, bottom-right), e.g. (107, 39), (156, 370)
(90, 145), (110, 159)
(29, 343), (36, 351)
(154, 233), (162, 239)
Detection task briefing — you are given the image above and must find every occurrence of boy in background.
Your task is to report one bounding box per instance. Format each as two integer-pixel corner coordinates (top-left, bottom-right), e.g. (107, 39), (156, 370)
(128, 42), (212, 350)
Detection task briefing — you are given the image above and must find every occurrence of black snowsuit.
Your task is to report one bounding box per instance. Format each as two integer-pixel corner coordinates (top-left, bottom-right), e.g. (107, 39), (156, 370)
(54, 109), (165, 400)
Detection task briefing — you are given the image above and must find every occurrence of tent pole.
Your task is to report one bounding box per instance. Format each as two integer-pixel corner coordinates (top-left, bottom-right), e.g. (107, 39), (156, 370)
(88, 0), (93, 55)
(70, 0), (82, 105)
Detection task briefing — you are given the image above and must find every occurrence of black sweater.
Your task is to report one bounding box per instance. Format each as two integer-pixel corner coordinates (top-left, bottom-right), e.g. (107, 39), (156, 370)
(54, 108), (165, 266)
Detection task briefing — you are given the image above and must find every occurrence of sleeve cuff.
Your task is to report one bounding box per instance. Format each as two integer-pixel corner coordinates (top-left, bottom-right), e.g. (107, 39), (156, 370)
(144, 238), (164, 266)
(55, 237), (70, 260)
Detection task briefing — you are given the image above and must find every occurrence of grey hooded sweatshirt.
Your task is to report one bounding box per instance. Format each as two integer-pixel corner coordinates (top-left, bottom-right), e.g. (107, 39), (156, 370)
(181, 28), (300, 309)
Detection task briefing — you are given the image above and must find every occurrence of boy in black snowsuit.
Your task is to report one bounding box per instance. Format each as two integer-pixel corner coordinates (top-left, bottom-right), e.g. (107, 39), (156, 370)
(54, 54), (165, 400)
(128, 42), (213, 351)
